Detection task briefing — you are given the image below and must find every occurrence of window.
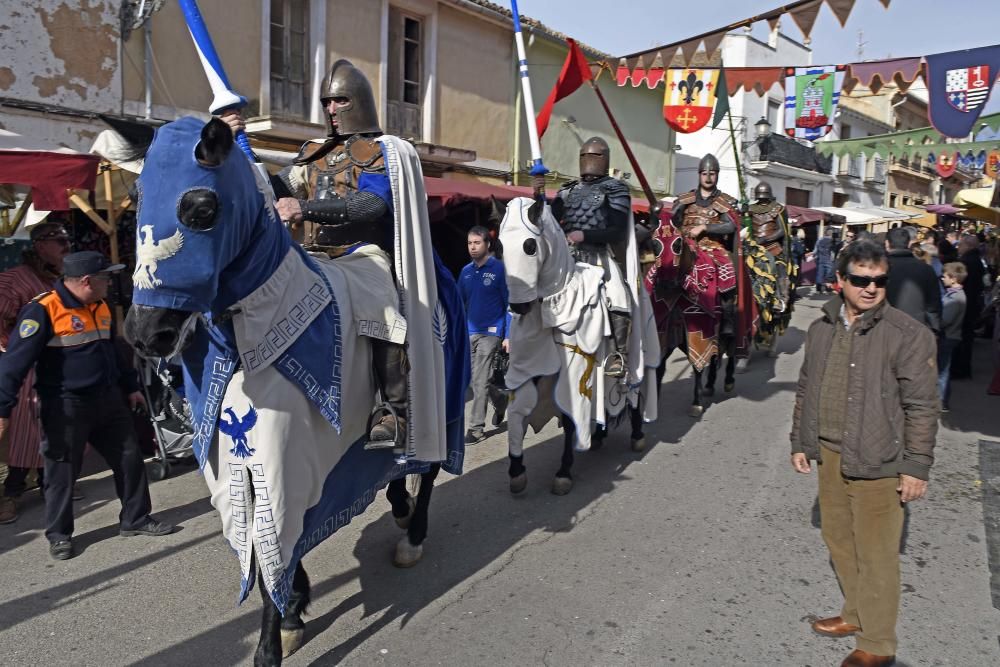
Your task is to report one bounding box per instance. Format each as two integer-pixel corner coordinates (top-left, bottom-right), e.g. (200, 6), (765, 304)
(785, 187), (810, 207)
(386, 7), (422, 139)
(902, 196), (911, 206)
(832, 192), (849, 207)
(840, 123), (852, 140)
(767, 99), (782, 133)
(889, 194), (898, 207)
(270, 0), (309, 117)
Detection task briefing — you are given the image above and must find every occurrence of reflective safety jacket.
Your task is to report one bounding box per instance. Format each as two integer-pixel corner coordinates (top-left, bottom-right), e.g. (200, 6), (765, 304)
(0, 280), (138, 417)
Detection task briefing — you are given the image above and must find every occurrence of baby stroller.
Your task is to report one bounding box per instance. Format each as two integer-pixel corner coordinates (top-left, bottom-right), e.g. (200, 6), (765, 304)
(137, 356), (195, 480)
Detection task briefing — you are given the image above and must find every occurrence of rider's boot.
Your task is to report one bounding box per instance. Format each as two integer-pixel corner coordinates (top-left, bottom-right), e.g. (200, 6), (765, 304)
(368, 340), (409, 446)
(605, 312), (631, 378)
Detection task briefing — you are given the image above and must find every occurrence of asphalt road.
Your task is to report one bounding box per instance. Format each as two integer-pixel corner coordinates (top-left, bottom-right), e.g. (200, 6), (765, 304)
(2, 291), (998, 666)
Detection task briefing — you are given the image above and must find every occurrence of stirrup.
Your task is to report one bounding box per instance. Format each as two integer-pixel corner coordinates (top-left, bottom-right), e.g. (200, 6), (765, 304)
(604, 351), (627, 378)
(365, 402), (406, 462)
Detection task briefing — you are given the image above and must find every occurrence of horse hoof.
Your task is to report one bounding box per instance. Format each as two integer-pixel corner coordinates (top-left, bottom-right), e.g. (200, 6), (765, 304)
(393, 536), (423, 568)
(689, 405), (704, 418)
(768, 348), (779, 358)
(630, 436), (647, 452)
(724, 382), (735, 393)
(510, 472), (527, 495)
(702, 386), (715, 397)
(735, 359), (749, 374)
(551, 476), (573, 495)
(280, 628), (304, 659)
(394, 495), (416, 530)
(591, 437), (605, 450)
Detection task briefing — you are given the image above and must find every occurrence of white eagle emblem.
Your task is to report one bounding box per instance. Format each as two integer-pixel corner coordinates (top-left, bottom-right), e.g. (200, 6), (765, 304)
(133, 225), (184, 290)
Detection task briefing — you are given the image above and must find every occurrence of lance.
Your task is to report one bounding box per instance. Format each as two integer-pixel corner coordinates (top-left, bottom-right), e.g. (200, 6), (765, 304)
(509, 0), (548, 200)
(587, 69), (661, 226)
(177, 0), (269, 186)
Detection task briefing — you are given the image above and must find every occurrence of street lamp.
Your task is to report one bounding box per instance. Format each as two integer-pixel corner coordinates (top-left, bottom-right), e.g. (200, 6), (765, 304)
(755, 116), (772, 138)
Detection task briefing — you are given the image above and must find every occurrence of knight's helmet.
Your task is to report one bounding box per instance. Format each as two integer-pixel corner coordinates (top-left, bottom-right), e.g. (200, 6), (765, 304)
(754, 181), (774, 201)
(321, 59), (382, 137)
(698, 153), (720, 174)
(579, 137), (611, 179)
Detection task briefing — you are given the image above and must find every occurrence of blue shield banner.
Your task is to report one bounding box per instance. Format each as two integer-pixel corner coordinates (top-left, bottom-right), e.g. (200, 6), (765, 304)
(925, 45), (1000, 138)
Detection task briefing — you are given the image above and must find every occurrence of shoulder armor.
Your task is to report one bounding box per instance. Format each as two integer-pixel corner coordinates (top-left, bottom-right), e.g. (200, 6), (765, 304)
(294, 140), (329, 165)
(599, 177), (630, 196)
(558, 180), (579, 194)
(677, 191), (697, 205)
(718, 192), (738, 207)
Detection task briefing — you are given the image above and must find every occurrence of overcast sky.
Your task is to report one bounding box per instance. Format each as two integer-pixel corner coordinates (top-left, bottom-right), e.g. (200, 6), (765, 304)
(520, 0), (1000, 114)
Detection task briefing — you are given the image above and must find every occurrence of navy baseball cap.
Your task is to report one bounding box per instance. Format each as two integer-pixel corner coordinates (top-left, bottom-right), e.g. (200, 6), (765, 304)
(62, 251), (126, 278)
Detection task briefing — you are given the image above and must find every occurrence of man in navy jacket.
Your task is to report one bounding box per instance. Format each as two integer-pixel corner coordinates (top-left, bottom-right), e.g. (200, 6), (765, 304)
(458, 227), (510, 444)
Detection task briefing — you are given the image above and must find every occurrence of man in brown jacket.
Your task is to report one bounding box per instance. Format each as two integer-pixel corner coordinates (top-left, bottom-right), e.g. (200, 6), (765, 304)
(790, 240), (938, 667)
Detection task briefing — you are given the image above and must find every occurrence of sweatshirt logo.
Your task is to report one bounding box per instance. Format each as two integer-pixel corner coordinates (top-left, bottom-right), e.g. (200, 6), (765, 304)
(70, 315), (85, 332)
(19, 319), (39, 338)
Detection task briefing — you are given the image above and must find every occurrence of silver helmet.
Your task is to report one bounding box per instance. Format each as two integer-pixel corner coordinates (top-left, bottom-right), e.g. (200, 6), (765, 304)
(579, 137), (610, 179)
(754, 181), (774, 201)
(321, 59), (382, 136)
(698, 153), (720, 174)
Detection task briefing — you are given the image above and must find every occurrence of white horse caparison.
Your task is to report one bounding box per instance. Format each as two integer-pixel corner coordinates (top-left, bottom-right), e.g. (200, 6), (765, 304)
(499, 197), (657, 496)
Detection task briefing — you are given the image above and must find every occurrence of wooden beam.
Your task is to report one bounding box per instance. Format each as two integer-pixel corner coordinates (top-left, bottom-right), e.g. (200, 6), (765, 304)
(7, 191), (33, 237)
(66, 190), (113, 236)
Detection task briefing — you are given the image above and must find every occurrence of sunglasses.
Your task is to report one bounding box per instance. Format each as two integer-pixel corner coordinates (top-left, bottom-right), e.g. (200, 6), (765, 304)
(844, 273), (889, 289)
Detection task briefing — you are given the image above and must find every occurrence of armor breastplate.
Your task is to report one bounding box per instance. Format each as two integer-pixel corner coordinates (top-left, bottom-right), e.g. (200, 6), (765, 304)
(304, 135), (385, 201)
(682, 201), (726, 250)
(749, 201), (785, 247)
(561, 180), (609, 233)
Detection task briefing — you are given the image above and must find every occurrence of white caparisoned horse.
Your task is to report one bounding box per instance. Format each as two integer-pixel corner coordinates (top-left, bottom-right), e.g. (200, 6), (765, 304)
(499, 197), (659, 495)
(123, 117), (468, 666)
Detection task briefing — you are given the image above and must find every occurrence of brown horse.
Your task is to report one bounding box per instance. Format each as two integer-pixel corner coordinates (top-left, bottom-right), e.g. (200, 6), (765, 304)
(644, 221), (738, 417)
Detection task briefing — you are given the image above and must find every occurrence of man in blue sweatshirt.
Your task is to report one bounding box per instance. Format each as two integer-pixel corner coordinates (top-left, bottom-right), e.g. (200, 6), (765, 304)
(458, 227), (510, 444)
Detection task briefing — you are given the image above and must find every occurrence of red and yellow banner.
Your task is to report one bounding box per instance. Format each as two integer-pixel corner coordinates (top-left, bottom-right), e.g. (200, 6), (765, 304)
(663, 69), (721, 134)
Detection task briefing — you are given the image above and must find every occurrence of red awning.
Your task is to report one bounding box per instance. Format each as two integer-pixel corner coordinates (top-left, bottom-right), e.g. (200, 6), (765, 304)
(0, 131), (100, 210)
(786, 204), (829, 226)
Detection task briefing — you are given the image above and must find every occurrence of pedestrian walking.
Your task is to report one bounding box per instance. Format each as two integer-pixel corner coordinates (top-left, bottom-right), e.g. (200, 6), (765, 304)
(0, 222), (70, 524)
(884, 226), (942, 333)
(952, 235), (985, 378)
(814, 228), (835, 293)
(790, 240), (938, 667)
(938, 262), (967, 411)
(0, 252), (174, 560)
(458, 227), (510, 444)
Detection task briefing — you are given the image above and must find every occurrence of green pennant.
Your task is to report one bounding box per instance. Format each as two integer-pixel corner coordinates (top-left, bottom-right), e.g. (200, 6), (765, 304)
(711, 65), (730, 130)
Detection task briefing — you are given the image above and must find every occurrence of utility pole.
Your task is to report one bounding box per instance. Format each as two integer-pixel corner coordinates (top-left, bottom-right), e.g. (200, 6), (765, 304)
(856, 29), (868, 61)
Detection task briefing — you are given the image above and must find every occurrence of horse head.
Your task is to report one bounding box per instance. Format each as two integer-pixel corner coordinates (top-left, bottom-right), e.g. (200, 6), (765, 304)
(123, 116), (290, 359)
(650, 223), (696, 297)
(498, 197), (546, 314)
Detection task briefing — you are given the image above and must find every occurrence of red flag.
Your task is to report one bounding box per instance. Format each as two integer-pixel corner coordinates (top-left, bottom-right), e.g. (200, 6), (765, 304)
(536, 39), (593, 138)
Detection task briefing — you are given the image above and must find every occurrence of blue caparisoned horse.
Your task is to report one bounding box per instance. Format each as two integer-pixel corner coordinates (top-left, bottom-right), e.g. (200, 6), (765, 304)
(499, 197), (659, 495)
(123, 117), (468, 666)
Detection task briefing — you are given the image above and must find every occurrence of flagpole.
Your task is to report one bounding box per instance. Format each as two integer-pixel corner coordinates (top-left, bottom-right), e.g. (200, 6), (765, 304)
(725, 108), (750, 333)
(587, 75), (661, 220)
(509, 0), (548, 199)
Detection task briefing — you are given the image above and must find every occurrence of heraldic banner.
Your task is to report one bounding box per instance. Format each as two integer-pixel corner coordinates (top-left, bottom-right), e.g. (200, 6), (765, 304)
(783, 65), (847, 141)
(663, 69), (721, 134)
(925, 45), (1000, 139)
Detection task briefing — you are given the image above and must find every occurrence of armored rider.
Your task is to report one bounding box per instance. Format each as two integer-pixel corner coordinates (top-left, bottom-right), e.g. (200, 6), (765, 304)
(226, 60), (406, 447)
(748, 181), (793, 315)
(552, 137), (632, 377)
(671, 153), (740, 335)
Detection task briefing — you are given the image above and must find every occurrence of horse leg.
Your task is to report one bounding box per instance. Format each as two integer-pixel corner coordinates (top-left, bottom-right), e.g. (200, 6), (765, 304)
(386, 476), (415, 529)
(279, 563), (311, 658)
(395, 463), (439, 568)
(507, 381), (537, 495)
(630, 393), (647, 452)
(689, 368), (704, 418)
(724, 348), (737, 393)
(552, 416), (574, 495)
(703, 354), (718, 397)
(253, 558), (283, 667)
(591, 422), (607, 450)
(768, 330), (780, 358)
(655, 355), (668, 399)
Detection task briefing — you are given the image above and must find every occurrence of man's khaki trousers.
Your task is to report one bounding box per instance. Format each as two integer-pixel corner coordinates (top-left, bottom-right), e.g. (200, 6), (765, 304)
(818, 445), (904, 656)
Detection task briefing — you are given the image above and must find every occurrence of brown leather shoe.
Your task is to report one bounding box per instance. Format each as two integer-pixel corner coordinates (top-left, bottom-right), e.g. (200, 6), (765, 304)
(811, 616), (861, 637)
(841, 648), (895, 666)
(0, 496), (17, 524)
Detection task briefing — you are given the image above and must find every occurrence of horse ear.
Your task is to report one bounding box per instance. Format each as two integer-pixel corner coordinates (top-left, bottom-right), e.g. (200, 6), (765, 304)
(487, 196), (504, 226)
(196, 117), (234, 166)
(527, 198), (543, 225)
